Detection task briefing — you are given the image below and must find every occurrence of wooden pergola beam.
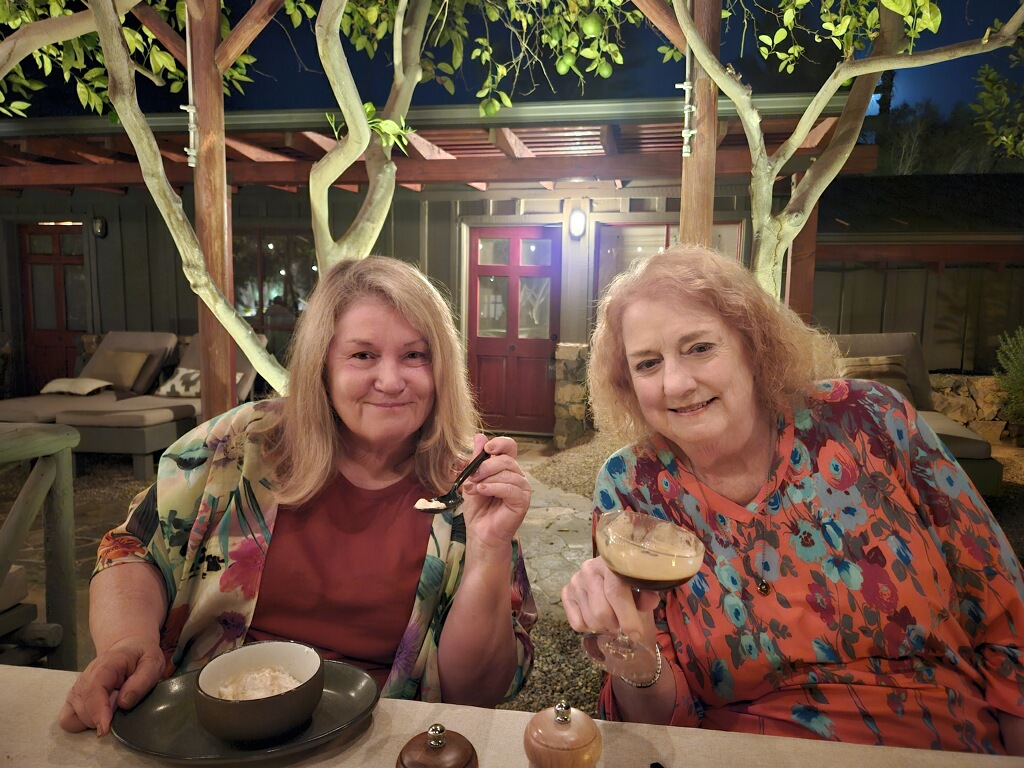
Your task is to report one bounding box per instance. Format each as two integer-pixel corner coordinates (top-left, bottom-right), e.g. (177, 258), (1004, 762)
(0, 145), (879, 187)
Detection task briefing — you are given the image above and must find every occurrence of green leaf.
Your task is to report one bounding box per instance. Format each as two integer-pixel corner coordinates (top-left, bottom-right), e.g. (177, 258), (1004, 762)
(498, 90), (512, 108)
(921, 3), (942, 33)
(773, 28), (787, 45)
(880, 0), (912, 17)
(758, 34), (773, 46)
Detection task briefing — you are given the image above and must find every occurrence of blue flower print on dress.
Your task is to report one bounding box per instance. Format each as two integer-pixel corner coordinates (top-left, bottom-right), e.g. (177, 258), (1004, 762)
(714, 558), (743, 593)
(791, 704), (836, 739)
(791, 520), (829, 564)
(722, 593), (749, 627)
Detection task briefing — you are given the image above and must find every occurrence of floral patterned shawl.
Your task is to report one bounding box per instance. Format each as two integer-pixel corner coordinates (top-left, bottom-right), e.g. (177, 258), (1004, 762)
(95, 399), (536, 703)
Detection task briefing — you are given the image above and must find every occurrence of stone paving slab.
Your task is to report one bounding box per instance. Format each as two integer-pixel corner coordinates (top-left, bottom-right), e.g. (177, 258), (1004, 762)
(516, 443), (594, 616)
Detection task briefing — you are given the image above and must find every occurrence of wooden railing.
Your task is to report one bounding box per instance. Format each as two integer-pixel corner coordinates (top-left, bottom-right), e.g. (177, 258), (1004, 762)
(0, 423), (80, 670)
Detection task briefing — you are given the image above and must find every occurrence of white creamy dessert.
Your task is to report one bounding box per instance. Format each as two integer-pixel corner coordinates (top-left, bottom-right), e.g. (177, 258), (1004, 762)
(414, 497), (447, 510)
(216, 665), (302, 701)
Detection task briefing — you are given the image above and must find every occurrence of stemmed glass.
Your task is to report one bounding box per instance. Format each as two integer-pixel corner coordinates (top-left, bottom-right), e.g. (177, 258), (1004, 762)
(581, 509), (705, 685)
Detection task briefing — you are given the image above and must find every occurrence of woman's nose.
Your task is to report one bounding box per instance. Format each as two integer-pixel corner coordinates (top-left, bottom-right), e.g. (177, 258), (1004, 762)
(662, 358), (696, 396)
(374, 358), (405, 391)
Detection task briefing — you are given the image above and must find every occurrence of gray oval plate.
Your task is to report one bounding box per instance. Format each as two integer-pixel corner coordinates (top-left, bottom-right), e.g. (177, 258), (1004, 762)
(110, 659), (380, 765)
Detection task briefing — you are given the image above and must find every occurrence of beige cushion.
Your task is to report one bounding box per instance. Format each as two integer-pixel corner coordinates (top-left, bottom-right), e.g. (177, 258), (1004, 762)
(82, 349), (149, 391)
(79, 331), (180, 394)
(838, 354), (917, 406)
(58, 400), (198, 427)
(40, 377), (112, 396)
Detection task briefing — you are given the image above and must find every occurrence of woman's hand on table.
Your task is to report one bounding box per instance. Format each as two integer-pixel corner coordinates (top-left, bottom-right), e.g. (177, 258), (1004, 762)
(562, 556), (661, 643)
(59, 636), (164, 736)
(458, 434), (532, 559)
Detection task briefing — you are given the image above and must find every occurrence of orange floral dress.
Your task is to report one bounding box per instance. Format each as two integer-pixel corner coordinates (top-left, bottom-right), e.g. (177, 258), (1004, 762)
(596, 380), (1024, 754)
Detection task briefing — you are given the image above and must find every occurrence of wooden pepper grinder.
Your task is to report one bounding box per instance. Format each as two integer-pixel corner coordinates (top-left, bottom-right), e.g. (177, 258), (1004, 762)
(397, 723), (479, 768)
(523, 700), (602, 768)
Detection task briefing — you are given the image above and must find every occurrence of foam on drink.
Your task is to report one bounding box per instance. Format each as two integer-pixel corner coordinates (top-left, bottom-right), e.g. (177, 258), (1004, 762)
(598, 511), (703, 590)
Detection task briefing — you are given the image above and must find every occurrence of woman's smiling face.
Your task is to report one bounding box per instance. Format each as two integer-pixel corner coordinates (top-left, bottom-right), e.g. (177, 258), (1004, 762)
(326, 297), (435, 456)
(622, 295), (762, 460)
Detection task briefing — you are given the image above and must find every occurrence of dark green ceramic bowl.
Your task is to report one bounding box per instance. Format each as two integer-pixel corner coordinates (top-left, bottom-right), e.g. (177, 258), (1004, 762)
(194, 641), (325, 744)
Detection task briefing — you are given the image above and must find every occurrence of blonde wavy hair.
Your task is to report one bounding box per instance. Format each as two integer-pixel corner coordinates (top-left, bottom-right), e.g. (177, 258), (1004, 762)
(260, 256), (479, 506)
(588, 244), (840, 443)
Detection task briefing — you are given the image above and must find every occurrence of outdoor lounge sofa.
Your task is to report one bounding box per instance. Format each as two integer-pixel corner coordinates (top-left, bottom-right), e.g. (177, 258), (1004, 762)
(0, 331), (179, 424)
(55, 335), (264, 480)
(832, 332), (1004, 498)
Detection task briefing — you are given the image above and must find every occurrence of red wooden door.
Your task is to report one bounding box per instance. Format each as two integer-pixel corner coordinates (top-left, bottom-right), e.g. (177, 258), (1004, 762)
(20, 224), (88, 393)
(467, 226), (561, 434)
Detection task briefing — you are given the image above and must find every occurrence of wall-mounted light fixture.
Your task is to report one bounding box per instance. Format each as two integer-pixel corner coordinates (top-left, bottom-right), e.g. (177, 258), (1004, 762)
(91, 216), (107, 238)
(568, 208), (587, 239)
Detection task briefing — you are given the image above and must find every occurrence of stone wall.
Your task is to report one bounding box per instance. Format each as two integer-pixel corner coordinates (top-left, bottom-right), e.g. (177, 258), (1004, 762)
(553, 343), (589, 449)
(929, 374), (1019, 443)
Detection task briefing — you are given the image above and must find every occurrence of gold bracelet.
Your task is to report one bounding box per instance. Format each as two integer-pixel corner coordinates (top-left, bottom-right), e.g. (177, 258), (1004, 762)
(618, 644), (662, 689)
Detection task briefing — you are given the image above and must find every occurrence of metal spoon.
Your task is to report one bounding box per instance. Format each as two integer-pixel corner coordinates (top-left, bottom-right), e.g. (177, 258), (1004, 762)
(414, 449), (490, 513)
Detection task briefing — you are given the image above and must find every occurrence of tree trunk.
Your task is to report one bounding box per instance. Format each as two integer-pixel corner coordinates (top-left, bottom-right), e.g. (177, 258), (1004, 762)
(678, 0), (720, 246)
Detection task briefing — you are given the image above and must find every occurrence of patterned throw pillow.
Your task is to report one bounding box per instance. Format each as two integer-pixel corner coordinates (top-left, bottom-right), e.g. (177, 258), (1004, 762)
(838, 354), (917, 407)
(155, 367), (201, 397)
(155, 368), (244, 397)
(40, 377), (113, 396)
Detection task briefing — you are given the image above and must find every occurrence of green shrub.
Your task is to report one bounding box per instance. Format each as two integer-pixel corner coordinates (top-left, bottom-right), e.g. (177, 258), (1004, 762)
(996, 326), (1024, 425)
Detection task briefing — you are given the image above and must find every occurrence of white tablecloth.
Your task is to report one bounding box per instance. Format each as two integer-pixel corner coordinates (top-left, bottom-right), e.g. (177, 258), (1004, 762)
(2, 666), (1019, 767)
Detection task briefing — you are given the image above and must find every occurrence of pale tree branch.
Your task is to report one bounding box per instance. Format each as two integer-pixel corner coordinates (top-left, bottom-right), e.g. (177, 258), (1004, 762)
(310, 0), (372, 269)
(0, 0), (140, 80)
(784, 7), (906, 226)
(334, 0), (431, 261)
(91, 0), (286, 392)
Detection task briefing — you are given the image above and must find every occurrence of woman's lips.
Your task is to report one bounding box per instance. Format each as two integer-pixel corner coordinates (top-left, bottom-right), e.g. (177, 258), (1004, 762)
(671, 398), (713, 414)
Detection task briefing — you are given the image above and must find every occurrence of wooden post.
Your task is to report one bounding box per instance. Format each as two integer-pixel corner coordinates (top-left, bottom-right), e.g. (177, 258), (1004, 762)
(192, 0), (237, 419)
(678, 0), (721, 246)
(43, 446), (76, 671)
(785, 173), (819, 323)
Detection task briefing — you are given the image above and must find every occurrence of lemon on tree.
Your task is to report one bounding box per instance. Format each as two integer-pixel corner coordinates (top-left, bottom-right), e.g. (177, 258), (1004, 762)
(580, 12), (603, 39)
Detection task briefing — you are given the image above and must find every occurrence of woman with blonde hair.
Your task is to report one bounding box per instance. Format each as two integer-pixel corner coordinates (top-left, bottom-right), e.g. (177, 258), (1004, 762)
(62, 256), (537, 737)
(562, 244), (1024, 754)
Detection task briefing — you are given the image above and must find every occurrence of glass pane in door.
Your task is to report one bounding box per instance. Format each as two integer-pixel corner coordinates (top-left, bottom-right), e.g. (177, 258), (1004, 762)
(518, 277), (550, 339)
(291, 236), (317, 313)
(232, 233), (260, 320)
(64, 265), (88, 330)
(31, 265), (57, 329)
(60, 232), (85, 256)
(28, 234), (52, 255)
(479, 239), (510, 266)
(520, 239), (552, 266)
(478, 276), (508, 337)
(262, 235), (291, 316)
